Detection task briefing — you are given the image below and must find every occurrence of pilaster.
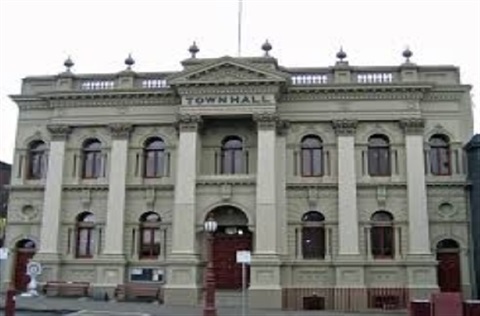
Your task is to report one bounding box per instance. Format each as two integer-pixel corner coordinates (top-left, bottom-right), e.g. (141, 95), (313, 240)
(253, 112), (278, 255)
(38, 124), (71, 255)
(36, 124), (71, 280)
(399, 118), (431, 255)
(248, 113), (282, 308)
(276, 120), (289, 256)
(332, 119), (359, 256)
(171, 114), (202, 256)
(103, 123), (132, 257)
(164, 114), (202, 306)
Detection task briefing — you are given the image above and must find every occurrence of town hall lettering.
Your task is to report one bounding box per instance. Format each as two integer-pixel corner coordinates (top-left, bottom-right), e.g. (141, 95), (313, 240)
(183, 94), (273, 106)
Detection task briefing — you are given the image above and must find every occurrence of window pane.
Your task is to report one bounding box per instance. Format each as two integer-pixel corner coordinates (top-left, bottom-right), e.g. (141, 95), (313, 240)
(233, 150), (243, 173)
(430, 149), (440, 174)
(312, 149), (323, 176)
(301, 150), (312, 176)
(368, 149), (379, 175)
(371, 226), (393, 258)
(222, 151), (232, 174)
(145, 152), (154, 177)
(302, 227), (325, 259)
(155, 151), (165, 176)
(94, 152), (102, 177)
(440, 148), (450, 174)
(77, 228), (93, 257)
(379, 149), (390, 175)
(84, 153), (94, 178)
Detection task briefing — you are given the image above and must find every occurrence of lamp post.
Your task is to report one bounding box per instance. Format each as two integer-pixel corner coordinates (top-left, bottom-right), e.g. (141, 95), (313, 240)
(203, 217), (218, 316)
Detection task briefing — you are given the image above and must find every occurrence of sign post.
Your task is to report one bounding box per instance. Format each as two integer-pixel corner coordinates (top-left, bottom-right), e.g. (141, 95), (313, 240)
(21, 261), (42, 297)
(236, 250), (251, 316)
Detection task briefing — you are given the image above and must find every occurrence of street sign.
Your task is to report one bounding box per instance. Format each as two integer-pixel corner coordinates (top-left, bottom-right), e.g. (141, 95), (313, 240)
(236, 250), (251, 264)
(26, 261), (42, 276)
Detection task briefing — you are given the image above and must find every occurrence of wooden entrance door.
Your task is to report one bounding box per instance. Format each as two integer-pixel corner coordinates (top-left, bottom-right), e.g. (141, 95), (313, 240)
(213, 232), (251, 289)
(14, 248), (35, 291)
(437, 252), (461, 292)
(14, 239), (36, 291)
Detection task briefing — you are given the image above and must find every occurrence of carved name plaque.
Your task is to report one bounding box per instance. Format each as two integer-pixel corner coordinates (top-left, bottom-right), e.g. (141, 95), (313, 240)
(182, 94), (274, 106)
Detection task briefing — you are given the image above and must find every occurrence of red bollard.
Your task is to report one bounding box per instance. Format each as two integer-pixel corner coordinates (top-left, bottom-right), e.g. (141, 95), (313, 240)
(4, 287), (16, 316)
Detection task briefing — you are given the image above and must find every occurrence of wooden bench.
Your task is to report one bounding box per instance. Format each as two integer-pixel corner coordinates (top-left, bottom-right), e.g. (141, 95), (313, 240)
(114, 283), (163, 302)
(43, 281), (90, 297)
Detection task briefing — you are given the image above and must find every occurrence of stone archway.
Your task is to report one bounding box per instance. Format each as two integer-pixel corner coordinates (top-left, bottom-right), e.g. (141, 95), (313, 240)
(206, 205), (252, 289)
(14, 239), (36, 291)
(436, 239), (461, 292)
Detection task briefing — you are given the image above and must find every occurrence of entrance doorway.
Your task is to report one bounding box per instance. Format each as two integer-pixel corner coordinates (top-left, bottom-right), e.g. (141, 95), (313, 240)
(14, 239), (36, 291)
(436, 239), (461, 292)
(207, 206), (252, 289)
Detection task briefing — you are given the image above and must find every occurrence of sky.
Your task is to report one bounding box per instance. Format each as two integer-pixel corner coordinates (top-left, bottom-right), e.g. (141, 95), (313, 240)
(0, 0), (479, 164)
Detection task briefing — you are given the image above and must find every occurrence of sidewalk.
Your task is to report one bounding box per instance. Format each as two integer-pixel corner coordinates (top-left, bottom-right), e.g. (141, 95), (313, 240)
(0, 295), (408, 316)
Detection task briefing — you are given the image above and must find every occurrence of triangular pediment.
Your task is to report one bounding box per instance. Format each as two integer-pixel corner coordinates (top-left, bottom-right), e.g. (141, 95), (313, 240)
(168, 56), (289, 86)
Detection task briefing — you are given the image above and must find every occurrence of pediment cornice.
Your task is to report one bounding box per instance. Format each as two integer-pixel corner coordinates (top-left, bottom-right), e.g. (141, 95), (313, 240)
(283, 84), (433, 101)
(168, 56), (289, 86)
(13, 91), (178, 110)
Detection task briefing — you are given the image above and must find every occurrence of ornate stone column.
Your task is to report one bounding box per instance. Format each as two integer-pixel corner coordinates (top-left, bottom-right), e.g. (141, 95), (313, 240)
(400, 118), (438, 299)
(36, 125), (71, 275)
(276, 120), (289, 256)
(400, 119), (431, 255)
(103, 123), (132, 257)
(332, 119), (359, 256)
(249, 112), (282, 309)
(164, 114), (202, 306)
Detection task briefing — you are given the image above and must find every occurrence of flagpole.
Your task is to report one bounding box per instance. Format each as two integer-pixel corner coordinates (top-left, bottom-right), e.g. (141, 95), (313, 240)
(237, 0), (242, 56)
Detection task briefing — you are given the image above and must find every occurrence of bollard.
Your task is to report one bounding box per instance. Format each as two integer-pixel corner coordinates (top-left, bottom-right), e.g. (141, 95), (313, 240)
(4, 287), (16, 316)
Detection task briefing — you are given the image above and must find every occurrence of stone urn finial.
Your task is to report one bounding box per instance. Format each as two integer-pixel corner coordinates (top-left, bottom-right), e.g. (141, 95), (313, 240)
(189, 41), (199, 58)
(64, 56), (74, 72)
(403, 46), (413, 63)
(336, 47), (347, 62)
(261, 40), (272, 57)
(125, 53), (135, 70)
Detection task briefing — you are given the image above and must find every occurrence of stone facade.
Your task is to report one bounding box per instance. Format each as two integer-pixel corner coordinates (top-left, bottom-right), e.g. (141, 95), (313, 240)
(2, 50), (475, 310)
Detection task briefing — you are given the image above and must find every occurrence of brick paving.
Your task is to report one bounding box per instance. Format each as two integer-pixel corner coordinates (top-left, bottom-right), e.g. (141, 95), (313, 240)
(0, 295), (408, 316)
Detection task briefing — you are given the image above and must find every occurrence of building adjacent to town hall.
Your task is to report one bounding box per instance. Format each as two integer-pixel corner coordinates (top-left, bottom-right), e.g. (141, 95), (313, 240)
(2, 42), (476, 310)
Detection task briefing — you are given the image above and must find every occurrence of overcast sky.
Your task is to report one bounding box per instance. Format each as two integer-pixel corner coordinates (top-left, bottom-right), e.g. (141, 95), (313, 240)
(0, 0), (479, 164)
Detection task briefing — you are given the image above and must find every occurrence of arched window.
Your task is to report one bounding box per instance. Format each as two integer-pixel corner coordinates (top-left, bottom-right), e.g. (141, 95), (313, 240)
(301, 211), (325, 259)
(75, 212), (95, 258)
(368, 135), (391, 176)
(429, 135), (451, 175)
(139, 212), (161, 259)
(301, 135), (323, 177)
(27, 140), (47, 179)
(82, 139), (102, 179)
(221, 136), (244, 174)
(144, 137), (165, 178)
(371, 211), (394, 259)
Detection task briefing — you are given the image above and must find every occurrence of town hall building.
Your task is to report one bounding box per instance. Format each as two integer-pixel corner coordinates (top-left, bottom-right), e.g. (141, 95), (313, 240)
(2, 42), (475, 310)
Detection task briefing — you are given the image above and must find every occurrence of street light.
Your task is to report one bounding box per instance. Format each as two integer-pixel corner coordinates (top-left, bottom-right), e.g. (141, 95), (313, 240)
(203, 217), (218, 316)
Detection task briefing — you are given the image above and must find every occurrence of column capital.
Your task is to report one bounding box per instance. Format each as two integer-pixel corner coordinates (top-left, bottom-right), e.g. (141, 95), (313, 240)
(331, 119), (358, 136)
(108, 123), (133, 139)
(253, 112), (278, 130)
(276, 120), (290, 136)
(177, 113), (202, 132)
(47, 124), (71, 141)
(399, 118), (425, 135)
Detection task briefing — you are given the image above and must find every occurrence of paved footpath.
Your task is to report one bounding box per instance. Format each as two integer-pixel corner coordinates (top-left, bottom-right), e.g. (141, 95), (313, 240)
(0, 296), (408, 316)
